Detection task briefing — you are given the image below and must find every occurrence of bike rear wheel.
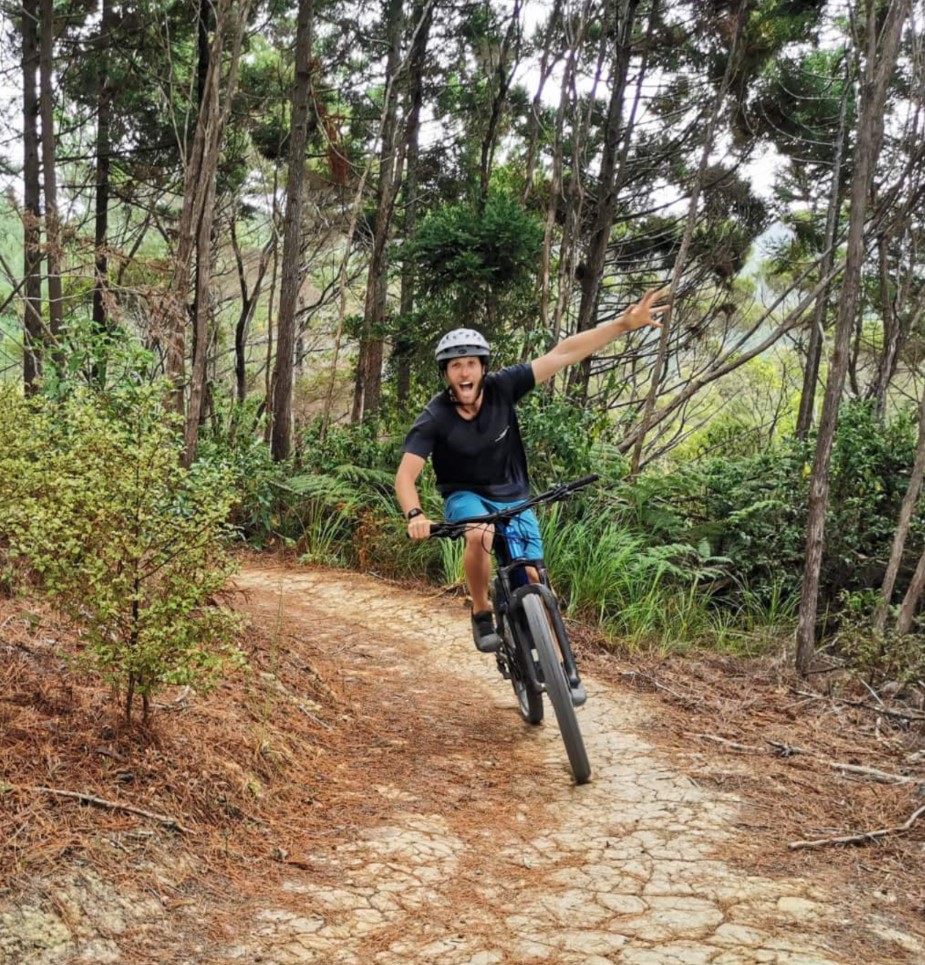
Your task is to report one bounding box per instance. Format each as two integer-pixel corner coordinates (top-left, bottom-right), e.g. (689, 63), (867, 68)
(523, 593), (591, 784)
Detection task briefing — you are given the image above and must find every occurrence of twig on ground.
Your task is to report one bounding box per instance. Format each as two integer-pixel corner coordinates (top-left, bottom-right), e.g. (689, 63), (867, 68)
(767, 740), (806, 757)
(829, 763), (916, 785)
(22, 786), (196, 834)
(789, 804), (925, 851)
(690, 733), (763, 753)
(693, 736), (917, 786)
(619, 671), (689, 702)
(790, 689), (925, 723)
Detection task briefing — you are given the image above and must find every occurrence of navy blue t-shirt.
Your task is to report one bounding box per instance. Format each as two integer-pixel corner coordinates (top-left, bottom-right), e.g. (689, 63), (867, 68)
(402, 363), (536, 500)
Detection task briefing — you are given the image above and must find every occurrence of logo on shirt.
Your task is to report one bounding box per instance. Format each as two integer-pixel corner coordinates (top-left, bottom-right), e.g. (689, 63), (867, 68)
(494, 426), (510, 443)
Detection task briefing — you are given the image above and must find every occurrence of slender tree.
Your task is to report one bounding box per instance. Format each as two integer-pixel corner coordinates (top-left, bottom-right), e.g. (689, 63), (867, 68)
(39, 0), (62, 347)
(21, 0), (43, 392)
(795, 54), (852, 439)
(478, 0), (523, 205)
(271, 0), (315, 461)
(352, 0), (405, 424)
(875, 380), (925, 631)
(160, 0), (250, 459)
(567, 0), (641, 398)
(795, 0), (913, 674)
(393, 0), (434, 407)
(537, 0), (592, 339)
(91, 0), (115, 346)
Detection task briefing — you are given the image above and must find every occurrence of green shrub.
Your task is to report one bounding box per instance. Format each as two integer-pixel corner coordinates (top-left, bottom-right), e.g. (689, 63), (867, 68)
(612, 400), (922, 625)
(832, 590), (925, 687)
(0, 385), (244, 722)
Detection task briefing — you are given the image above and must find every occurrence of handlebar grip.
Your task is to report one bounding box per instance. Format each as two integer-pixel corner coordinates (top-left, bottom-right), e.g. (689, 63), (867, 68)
(567, 473), (600, 490)
(427, 522), (460, 539)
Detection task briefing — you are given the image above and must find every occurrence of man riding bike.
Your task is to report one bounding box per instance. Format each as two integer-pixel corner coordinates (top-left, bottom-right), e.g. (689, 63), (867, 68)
(395, 288), (668, 652)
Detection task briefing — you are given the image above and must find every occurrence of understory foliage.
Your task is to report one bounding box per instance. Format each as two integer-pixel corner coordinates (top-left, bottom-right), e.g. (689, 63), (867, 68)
(236, 397), (925, 675)
(0, 378), (921, 699)
(0, 385), (244, 722)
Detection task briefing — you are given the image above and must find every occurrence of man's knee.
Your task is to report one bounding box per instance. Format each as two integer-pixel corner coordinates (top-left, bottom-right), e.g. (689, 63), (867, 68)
(465, 524), (494, 553)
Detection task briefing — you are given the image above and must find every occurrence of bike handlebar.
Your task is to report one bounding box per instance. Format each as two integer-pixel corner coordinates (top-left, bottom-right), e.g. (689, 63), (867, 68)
(427, 474), (599, 540)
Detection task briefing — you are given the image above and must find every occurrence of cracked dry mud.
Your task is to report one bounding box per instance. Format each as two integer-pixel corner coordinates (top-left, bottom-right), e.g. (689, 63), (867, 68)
(4, 562), (924, 965)
(217, 565), (923, 965)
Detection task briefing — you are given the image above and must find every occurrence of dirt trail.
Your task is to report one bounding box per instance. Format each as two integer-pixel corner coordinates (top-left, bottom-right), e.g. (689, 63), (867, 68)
(3, 561), (924, 965)
(216, 564), (923, 965)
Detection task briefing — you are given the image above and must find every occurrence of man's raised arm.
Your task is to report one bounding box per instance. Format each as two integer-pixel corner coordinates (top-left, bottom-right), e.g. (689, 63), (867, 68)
(531, 287), (669, 385)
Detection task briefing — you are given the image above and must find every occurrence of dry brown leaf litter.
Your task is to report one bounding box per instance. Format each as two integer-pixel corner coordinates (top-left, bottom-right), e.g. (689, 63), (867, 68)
(1, 554), (924, 945)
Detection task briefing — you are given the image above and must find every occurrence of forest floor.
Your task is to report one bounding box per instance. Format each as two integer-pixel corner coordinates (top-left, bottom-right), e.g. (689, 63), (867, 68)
(1, 555), (925, 965)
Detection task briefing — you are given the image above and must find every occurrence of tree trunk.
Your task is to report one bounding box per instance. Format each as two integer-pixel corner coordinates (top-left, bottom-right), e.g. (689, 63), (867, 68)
(183, 172), (217, 464)
(628, 0), (748, 475)
(39, 0), (62, 350)
(263, 181), (283, 424)
(896, 545), (925, 636)
(567, 0), (640, 398)
(795, 53), (851, 439)
(875, 382), (925, 631)
(271, 0), (314, 461)
(393, 0), (433, 408)
(166, 0), (250, 428)
(538, 0), (591, 340)
(91, 0), (115, 349)
(521, 0), (562, 205)
(866, 238), (925, 421)
(795, 0), (912, 675)
(352, 0), (405, 424)
(21, 0), (42, 393)
(551, 6), (610, 339)
(183, 0), (223, 466)
(231, 217), (274, 402)
(478, 0), (523, 206)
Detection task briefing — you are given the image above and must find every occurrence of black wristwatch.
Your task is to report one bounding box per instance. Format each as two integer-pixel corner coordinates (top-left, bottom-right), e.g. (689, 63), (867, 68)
(406, 507), (423, 521)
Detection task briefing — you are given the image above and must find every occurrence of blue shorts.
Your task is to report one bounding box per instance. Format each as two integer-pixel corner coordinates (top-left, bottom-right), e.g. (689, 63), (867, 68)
(443, 491), (544, 561)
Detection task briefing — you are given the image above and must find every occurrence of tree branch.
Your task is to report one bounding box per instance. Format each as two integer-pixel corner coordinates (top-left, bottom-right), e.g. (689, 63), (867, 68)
(22, 785), (196, 834)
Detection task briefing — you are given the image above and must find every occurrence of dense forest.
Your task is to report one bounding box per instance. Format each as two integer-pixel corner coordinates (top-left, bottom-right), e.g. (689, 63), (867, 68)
(1, 0), (924, 717)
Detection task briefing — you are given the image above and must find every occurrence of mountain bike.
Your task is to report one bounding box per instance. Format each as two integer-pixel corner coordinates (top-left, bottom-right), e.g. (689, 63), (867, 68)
(429, 475), (597, 785)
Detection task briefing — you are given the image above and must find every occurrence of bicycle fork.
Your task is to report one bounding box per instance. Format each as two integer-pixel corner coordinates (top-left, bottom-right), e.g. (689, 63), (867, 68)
(511, 584), (582, 691)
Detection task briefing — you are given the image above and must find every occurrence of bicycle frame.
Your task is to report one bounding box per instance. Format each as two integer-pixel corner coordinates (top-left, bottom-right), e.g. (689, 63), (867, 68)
(426, 474), (597, 784)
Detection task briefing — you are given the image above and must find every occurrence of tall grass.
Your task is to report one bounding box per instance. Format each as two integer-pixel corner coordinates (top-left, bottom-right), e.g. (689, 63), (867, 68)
(283, 466), (395, 566)
(707, 576), (799, 655)
(538, 502), (792, 653)
(240, 455), (798, 655)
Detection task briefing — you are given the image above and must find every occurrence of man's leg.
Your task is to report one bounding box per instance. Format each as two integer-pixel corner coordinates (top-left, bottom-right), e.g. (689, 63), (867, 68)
(444, 492), (501, 653)
(464, 524), (493, 612)
(464, 524), (501, 652)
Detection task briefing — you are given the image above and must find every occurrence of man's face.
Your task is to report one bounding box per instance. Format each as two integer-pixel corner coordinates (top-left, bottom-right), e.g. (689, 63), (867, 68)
(444, 356), (486, 405)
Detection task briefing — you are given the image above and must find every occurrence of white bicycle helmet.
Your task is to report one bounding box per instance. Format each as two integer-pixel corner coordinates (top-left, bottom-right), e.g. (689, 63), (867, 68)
(435, 328), (490, 366)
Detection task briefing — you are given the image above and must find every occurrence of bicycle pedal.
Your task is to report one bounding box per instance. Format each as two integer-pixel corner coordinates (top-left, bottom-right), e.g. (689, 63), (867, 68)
(570, 682), (588, 707)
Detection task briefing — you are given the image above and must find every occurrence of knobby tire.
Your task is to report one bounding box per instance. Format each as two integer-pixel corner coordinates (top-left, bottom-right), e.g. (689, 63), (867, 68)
(522, 594), (591, 785)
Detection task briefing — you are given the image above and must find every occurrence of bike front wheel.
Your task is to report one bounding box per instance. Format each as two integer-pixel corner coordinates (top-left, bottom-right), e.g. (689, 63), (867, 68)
(523, 593), (591, 785)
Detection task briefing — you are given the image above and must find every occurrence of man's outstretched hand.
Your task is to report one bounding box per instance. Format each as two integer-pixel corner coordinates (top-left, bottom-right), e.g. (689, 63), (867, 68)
(622, 287), (670, 333)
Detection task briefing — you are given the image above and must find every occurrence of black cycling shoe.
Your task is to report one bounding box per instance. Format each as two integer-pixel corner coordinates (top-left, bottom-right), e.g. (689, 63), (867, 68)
(471, 610), (501, 653)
